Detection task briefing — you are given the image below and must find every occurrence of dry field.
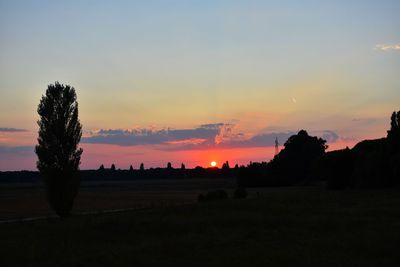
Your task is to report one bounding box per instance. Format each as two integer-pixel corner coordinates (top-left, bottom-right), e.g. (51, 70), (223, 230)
(0, 178), (236, 221)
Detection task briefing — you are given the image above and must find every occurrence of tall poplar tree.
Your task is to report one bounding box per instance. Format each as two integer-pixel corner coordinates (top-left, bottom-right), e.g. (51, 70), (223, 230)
(35, 82), (83, 217)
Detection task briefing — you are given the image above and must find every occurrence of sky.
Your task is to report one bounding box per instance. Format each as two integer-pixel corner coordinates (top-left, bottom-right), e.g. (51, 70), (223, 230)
(0, 0), (399, 170)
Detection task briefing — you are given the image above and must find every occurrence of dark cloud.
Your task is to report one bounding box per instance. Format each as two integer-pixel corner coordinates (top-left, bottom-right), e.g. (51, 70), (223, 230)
(159, 131), (296, 151)
(0, 128), (28, 132)
(318, 130), (339, 143)
(83, 124), (340, 151)
(82, 123), (229, 146)
(0, 146), (34, 155)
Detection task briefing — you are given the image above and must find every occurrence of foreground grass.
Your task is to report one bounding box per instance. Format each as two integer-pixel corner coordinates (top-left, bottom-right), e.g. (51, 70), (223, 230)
(1, 189), (400, 266)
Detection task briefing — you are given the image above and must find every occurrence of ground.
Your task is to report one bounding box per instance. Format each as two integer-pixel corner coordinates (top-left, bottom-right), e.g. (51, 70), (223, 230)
(1, 187), (400, 266)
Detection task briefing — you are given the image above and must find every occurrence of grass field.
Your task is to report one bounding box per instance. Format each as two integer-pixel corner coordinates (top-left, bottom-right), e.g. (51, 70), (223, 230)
(0, 178), (235, 220)
(1, 188), (400, 266)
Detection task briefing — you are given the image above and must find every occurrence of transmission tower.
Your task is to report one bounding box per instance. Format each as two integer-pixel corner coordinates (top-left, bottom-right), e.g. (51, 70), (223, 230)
(275, 137), (279, 156)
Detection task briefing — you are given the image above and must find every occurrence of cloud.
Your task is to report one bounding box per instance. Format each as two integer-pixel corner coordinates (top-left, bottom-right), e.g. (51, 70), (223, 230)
(375, 44), (400, 51)
(83, 124), (341, 151)
(314, 130), (339, 143)
(0, 128), (28, 132)
(165, 138), (207, 146)
(82, 123), (232, 147)
(0, 146), (34, 155)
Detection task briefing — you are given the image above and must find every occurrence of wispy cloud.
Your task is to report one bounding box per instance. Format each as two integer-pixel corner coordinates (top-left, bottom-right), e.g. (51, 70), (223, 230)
(0, 146), (34, 155)
(165, 138), (207, 146)
(375, 44), (400, 51)
(0, 128), (28, 132)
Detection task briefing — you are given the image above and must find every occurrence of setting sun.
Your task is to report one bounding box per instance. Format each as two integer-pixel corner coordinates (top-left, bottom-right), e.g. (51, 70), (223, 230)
(210, 161), (217, 167)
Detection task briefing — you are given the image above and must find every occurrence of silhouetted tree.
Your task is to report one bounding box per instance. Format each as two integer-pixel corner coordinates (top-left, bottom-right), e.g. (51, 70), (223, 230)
(99, 164), (105, 171)
(380, 110), (400, 185)
(319, 148), (355, 189)
(167, 162), (172, 169)
(388, 111), (400, 150)
(237, 162), (268, 187)
(35, 82), (83, 217)
(111, 164), (116, 171)
(222, 161), (230, 170)
(181, 163), (186, 170)
(140, 163), (144, 171)
(268, 130), (327, 185)
(321, 111), (400, 188)
(129, 165), (134, 172)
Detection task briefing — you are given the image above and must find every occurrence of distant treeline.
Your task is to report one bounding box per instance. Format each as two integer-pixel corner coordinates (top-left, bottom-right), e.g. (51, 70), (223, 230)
(238, 111), (400, 189)
(0, 165), (238, 183)
(2, 111), (399, 190)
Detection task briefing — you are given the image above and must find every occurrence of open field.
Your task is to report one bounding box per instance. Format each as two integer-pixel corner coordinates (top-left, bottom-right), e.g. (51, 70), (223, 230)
(0, 178), (236, 220)
(1, 188), (400, 266)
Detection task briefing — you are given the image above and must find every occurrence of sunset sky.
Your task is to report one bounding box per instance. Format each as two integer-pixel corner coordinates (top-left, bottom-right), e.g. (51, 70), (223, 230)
(0, 1), (399, 170)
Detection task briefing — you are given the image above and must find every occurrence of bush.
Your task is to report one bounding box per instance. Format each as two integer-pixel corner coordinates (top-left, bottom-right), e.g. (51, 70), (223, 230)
(198, 190), (228, 202)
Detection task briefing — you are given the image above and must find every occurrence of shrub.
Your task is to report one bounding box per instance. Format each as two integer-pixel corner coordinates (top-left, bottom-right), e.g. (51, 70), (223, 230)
(198, 190), (228, 202)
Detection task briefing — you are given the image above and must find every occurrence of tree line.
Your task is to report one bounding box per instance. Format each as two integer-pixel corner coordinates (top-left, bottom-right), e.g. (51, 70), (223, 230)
(238, 112), (400, 189)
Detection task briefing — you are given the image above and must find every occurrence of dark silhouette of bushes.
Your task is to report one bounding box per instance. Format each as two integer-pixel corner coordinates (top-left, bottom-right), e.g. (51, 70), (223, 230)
(319, 110), (400, 189)
(35, 82), (83, 217)
(237, 162), (268, 187)
(318, 148), (355, 189)
(268, 130), (327, 185)
(198, 190), (228, 202)
(351, 138), (387, 187)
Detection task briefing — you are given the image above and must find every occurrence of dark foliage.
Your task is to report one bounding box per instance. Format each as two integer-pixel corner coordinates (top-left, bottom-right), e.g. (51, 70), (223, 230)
(319, 110), (400, 189)
(351, 138), (388, 187)
(111, 164), (116, 171)
(237, 162), (268, 187)
(198, 189), (228, 202)
(35, 82), (83, 217)
(268, 130), (327, 185)
(346, 112), (400, 187)
(0, 165), (239, 183)
(387, 111), (400, 145)
(222, 161), (230, 170)
(318, 148), (355, 189)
